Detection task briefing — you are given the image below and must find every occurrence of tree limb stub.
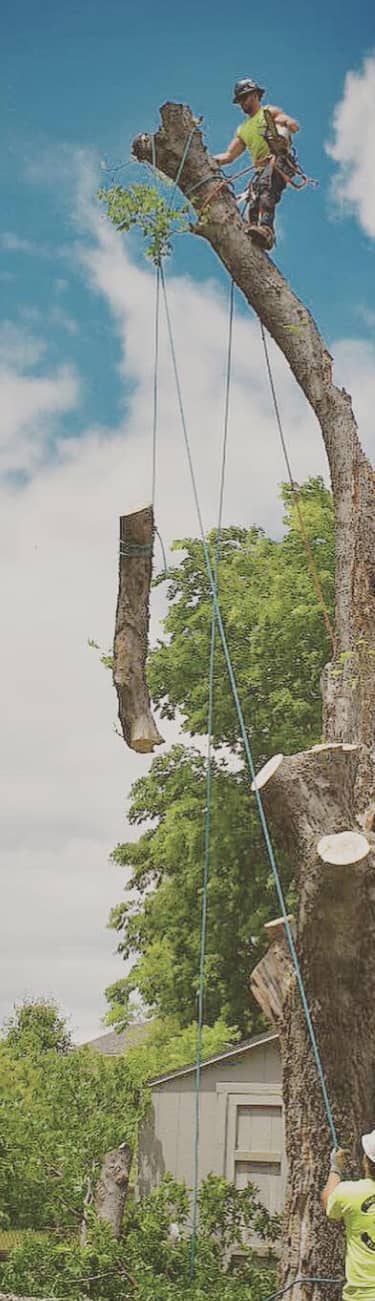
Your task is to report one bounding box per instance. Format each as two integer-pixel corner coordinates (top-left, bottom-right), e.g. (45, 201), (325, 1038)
(113, 507), (164, 753)
(94, 1142), (133, 1238)
(317, 830), (370, 865)
(132, 103), (375, 748)
(251, 745), (361, 867)
(251, 936), (295, 1027)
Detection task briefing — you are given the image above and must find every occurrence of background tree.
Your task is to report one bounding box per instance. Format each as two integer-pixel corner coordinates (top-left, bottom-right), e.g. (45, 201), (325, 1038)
(3, 999), (72, 1057)
(107, 480), (334, 1035)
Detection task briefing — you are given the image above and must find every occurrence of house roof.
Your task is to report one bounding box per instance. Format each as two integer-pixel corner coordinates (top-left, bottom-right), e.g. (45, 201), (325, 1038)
(149, 1030), (279, 1087)
(83, 1023), (150, 1056)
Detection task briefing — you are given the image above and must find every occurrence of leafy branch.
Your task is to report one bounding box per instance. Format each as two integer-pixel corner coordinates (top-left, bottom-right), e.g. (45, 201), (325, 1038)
(98, 183), (190, 262)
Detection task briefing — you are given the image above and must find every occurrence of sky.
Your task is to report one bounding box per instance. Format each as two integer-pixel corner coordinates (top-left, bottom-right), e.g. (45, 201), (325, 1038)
(1, 0), (375, 1043)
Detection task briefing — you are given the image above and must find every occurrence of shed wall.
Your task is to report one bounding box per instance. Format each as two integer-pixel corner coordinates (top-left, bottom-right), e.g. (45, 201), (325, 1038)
(138, 1041), (282, 1199)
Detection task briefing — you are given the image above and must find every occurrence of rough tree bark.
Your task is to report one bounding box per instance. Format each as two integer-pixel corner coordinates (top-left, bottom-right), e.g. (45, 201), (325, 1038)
(132, 104), (375, 1300)
(94, 1141), (132, 1238)
(113, 506), (163, 752)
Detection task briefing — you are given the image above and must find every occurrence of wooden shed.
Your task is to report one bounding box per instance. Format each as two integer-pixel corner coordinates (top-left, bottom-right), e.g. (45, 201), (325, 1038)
(138, 1031), (285, 1223)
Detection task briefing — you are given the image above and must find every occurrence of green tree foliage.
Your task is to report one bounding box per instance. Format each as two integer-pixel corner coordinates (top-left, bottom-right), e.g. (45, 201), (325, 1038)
(0, 1005), (236, 1236)
(150, 479), (335, 756)
(108, 747), (281, 1035)
(98, 183), (189, 262)
(3, 997), (72, 1057)
(107, 480), (334, 1034)
(1, 1172), (279, 1300)
(0, 1031), (143, 1231)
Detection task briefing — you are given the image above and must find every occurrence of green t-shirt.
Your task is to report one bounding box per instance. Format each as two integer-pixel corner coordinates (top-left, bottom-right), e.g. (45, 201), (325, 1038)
(327, 1179), (375, 1300)
(237, 107), (271, 166)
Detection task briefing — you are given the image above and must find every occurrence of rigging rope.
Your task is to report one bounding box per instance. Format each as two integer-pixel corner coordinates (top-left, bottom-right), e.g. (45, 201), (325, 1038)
(159, 260), (338, 1154)
(151, 263), (161, 507)
(259, 320), (335, 650)
(190, 278), (235, 1278)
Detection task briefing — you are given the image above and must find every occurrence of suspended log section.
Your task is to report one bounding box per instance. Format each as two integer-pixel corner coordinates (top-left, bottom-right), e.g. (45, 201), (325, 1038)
(113, 505), (164, 753)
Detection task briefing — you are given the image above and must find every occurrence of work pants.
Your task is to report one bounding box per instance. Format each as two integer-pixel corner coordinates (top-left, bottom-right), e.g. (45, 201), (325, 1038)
(248, 159), (287, 232)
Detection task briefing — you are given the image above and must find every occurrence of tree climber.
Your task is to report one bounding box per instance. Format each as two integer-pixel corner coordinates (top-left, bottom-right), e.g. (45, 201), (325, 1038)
(322, 1135), (375, 1298)
(215, 78), (300, 250)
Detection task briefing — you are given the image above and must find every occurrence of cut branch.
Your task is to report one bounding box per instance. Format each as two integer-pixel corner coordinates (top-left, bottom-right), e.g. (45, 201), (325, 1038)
(113, 506), (164, 753)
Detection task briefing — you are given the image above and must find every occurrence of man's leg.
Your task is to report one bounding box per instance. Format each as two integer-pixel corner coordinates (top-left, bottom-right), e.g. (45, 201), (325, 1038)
(246, 178), (260, 227)
(258, 161), (286, 236)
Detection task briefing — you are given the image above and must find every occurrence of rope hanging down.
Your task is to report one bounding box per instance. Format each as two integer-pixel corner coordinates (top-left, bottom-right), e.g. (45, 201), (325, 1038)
(259, 320), (335, 650)
(159, 260), (338, 1150)
(190, 278), (235, 1278)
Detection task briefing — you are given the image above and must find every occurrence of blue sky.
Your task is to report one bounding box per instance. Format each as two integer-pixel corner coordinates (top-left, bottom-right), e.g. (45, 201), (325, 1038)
(2, 0), (375, 435)
(1, 0), (375, 1039)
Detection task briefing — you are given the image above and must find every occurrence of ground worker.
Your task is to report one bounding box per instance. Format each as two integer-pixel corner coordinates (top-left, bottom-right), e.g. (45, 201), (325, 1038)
(322, 1133), (375, 1298)
(215, 78), (300, 250)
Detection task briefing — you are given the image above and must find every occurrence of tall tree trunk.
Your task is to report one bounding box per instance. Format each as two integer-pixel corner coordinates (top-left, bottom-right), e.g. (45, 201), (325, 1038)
(132, 105), (375, 1299)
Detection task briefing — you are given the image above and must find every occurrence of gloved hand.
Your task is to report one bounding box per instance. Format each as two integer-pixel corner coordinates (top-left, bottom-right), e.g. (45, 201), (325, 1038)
(330, 1147), (346, 1177)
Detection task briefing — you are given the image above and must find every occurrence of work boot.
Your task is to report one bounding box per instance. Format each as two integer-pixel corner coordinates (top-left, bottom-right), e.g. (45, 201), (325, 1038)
(247, 224), (274, 250)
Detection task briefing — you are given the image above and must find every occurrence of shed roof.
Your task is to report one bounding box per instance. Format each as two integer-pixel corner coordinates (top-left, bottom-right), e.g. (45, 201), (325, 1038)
(149, 1030), (279, 1087)
(83, 1023), (150, 1056)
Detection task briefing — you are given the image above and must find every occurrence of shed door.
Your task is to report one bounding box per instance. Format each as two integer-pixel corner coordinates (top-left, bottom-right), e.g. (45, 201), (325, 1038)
(218, 1086), (285, 1217)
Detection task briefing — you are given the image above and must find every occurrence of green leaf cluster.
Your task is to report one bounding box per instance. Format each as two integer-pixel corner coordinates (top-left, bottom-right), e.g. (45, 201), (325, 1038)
(98, 183), (189, 262)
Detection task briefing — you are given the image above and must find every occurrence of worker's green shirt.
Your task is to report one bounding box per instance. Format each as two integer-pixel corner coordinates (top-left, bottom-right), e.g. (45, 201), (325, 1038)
(237, 107), (271, 166)
(327, 1179), (375, 1300)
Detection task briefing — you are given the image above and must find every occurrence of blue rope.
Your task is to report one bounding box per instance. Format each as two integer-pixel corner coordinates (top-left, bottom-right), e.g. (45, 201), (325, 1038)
(262, 1277), (343, 1301)
(159, 261), (338, 1149)
(189, 279), (235, 1279)
(151, 263), (160, 506)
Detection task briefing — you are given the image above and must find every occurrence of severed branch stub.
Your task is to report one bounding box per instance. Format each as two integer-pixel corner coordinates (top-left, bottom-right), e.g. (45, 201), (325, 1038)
(317, 830), (370, 865)
(94, 1142), (133, 1238)
(113, 505), (164, 753)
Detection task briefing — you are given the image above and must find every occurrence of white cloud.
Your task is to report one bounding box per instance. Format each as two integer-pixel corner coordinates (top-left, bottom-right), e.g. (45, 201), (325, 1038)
(326, 53), (375, 238)
(0, 232), (37, 253)
(0, 321), (46, 369)
(0, 361), (79, 473)
(1, 167), (375, 1042)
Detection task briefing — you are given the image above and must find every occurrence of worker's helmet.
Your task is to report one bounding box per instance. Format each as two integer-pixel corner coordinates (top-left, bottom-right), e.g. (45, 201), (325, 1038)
(233, 78), (265, 104)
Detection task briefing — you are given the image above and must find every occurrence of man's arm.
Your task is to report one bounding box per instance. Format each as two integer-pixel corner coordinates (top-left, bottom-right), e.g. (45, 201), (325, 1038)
(267, 105), (300, 133)
(321, 1170), (341, 1212)
(214, 135), (246, 165)
(321, 1148), (347, 1213)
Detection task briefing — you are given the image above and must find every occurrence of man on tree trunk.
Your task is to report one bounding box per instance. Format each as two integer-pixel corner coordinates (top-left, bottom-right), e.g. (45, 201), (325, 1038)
(322, 1134), (375, 1300)
(215, 76), (300, 249)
